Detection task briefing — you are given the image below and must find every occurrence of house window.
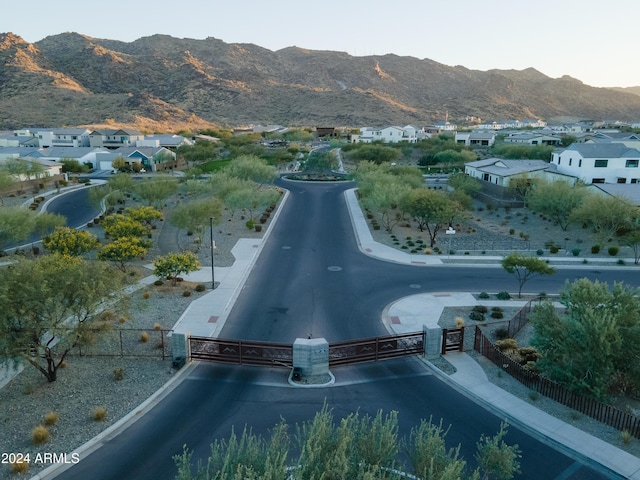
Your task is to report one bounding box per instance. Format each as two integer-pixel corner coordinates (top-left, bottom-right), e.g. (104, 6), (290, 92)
(594, 159), (608, 168)
(626, 159), (639, 168)
(631, 179), (639, 184)
(617, 178), (627, 184)
(557, 157), (561, 165)
(569, 159), (572, 166)
(579, 159), (582, 167)
(592, 178), (605, 183)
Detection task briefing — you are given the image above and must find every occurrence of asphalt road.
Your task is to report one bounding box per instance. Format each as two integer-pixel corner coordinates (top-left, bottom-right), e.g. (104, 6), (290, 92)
(53, 178), (632, 480)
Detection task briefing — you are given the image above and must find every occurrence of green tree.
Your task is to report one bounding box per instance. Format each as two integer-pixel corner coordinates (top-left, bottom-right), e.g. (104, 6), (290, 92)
(500, 252), (556, 298)
(112, 156), (127, 171)
(133, 176), (179, 208)
(447, 172), (482, 195)
(224, 154), (278, 186)
(571, 194), (638, 246)
(0, 207), (64, 250)
(506, 175), (533, 204)
(42, 226), (100, 257)
(475, 422), (521, 480)
(153, 251), (201, 285)
(621, 229), (640, 264)
(531, 279), (640, 400)
(170, 197), (223, 248)
(3, 158), (45, 191)
(361, 182), (413, 233)
(343, 144), (402, 165)
(403, 189), (466, 247)
(303, 150), (339, 172)
(97, 236), (151, 272)
(527, 180), (587, 230)
(0, 169), (16, 205)
(0, 254), (128, 382)
(60, 158), (89, 174)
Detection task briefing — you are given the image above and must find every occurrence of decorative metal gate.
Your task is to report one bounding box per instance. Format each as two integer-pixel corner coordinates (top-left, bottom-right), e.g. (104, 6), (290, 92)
(189, 336), (293, 367)
(189, 331), (425, 368)
(441, 327), (464, 354)
(328, 332), (425, 366)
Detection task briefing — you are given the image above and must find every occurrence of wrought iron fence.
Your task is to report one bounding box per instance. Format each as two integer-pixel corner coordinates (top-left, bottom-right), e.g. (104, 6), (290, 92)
(474, 326), (640, 438)
(68, 328), (173, 359)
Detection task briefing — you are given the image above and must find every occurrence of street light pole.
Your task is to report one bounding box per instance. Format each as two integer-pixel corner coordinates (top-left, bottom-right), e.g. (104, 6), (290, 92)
(210, 217), (215, 289)
(446, 226), (455, 260)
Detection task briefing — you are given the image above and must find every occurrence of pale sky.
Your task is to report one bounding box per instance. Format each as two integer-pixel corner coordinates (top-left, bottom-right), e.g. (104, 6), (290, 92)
(3, 0), (639, 88)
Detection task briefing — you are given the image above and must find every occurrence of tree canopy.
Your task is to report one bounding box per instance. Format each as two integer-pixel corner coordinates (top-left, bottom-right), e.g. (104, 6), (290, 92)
(531, 279), (640, 400)
(0, 255), (128, 382)
(500, 252), (556, 297)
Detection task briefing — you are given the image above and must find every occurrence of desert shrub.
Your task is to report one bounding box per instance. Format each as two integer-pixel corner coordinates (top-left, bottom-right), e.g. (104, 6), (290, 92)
(518, 347), (541, 363)
(154, 279), (164, 286)
(113, 368), (124, 381)
(523, 361), (538, 372)
(154, 322), (162, 330)
(490, 311), (504, 319)
(478, 292), (490, 299)
(509, 229), (515, 235)
(496, 291), (511, 300)
(182, 290), (192, 297)
(472, 305), (488, 314)
(245, 219), (254, 230)
(424, 248), (432, 255)
(195, 283), (206, 292)
(617, 259), (625, 265)
(43, 412), (58, 426)
(93, 407), (107, 421)
(32, 425), (50, 445)
(571, 248), (581, 257)
(10, 460), (29, 473)
(495, 338), (518, 351)
(608, 245), (619, 256)
(139, 331), (149, 343)
(455, 317), (465, 328)
(591, 244), (601, 254)
(469, 311), (485, 322)
(622, 430), (632, 445)
(118, 316), (127, 324)
(536, 249), (544, 256)
(495, 327), (509, 340)
(549, 245), (559, 254)
(143, 291), (151, 299)
(254, 224), (262, 232)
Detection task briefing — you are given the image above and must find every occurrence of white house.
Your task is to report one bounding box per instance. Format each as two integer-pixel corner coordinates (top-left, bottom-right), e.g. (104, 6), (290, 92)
(34, 128), (91, 148)
(136, 134), (193, 149)
(551, 143), (640, 184)
(89, 129), (145, 149)
(38, 147), (110, 168)
(357, 126), (417, 143)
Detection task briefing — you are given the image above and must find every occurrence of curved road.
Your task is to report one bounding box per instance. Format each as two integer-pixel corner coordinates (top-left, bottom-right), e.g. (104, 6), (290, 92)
(54, 179), (635, 480)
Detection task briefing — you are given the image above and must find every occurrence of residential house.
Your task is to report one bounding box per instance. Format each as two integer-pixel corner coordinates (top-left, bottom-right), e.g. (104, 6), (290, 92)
(0, 146), (42, 161)
(356, 126), (417, 143)
(38, 147), (110, 168)
(464, 158), (557, 187)
(136, 134), (193, 150)
(110, 146), (177, 172)
(503, 132), (562, 146)
(551, 143), (640, 184)
(588, 183), (640, 207)
(433, 121), (457, 131)
(89, 129), (145, 149)
(455, 131), (496, 147)
(34, 128), (91, 148)
(0, 133), (39, 148)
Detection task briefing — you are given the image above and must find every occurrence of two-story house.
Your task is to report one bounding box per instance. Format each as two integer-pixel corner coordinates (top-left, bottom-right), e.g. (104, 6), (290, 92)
(455, 131), (496, 147)
(35, 128), (91, 148)
(89, 129), (145, 149)
(551, 143), (640, 184)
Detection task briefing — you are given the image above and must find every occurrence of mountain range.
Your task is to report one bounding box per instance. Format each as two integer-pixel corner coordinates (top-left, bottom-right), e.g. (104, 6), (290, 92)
(1, 31), (640, 131)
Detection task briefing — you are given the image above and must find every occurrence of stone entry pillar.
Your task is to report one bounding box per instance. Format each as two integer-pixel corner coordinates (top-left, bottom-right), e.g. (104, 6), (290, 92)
(292, 337), (331, 384)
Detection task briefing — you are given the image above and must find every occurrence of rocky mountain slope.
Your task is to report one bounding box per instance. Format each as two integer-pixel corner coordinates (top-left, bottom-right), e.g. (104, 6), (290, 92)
(1, 32), (640, 130)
